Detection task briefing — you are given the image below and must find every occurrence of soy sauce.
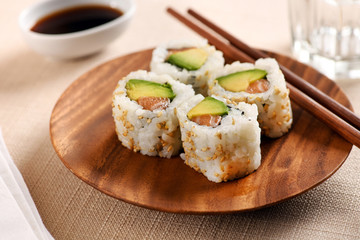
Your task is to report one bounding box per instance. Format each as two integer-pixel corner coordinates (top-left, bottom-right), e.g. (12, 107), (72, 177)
(31, 5), (123, 34)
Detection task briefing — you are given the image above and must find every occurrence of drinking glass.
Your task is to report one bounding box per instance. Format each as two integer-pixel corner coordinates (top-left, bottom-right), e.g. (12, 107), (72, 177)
(288, 0), (360, 80)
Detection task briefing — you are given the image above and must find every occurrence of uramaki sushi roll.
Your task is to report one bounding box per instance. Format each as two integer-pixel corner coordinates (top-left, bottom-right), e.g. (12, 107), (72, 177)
(208, 58), (292, 138)
(112, 70), (195, 158)
(176, 95), (261, 183)
(150, 39), (224, 95)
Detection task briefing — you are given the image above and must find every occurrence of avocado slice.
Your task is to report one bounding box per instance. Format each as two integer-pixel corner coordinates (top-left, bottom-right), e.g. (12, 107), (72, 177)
(187, 97), (229, 119)
(167, 48), (208, 71)
(125, 79), (176, 101)
(216, 69), (267, 92)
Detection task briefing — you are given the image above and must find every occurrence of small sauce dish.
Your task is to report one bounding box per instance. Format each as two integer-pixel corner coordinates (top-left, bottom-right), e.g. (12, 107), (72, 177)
(19, 0), (135, 59)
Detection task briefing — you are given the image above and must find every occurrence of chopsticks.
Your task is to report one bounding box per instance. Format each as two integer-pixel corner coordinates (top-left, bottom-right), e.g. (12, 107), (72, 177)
(187, 9), (360, 131)
(166, 7), (360, 148)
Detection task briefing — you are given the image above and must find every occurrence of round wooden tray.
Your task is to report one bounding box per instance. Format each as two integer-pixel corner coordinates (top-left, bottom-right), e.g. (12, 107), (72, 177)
(50, 49), (353, 214)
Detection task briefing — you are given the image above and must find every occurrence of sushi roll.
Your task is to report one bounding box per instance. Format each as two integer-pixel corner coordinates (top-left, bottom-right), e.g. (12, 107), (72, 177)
(208, 58), (292, 138)
(176, 95), (261, 183)
(150, 39), (225, 95)
(112, 70), (195, 158)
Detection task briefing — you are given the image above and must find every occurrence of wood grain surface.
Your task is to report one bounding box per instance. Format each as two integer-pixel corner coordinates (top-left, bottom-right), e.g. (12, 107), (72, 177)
(50, 49), (353, 214)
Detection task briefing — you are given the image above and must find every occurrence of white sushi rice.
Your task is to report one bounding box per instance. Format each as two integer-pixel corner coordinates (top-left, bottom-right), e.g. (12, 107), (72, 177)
(208, 58), (293, 138)
(150, 39), (224, 95)
(112, 70), (195, 158)
(176, 95), (261, 183)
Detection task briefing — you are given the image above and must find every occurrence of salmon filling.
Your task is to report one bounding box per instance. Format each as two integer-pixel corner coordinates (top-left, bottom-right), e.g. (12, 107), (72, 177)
(246, 79), (270, 94)
(137, 96), (170, 111)
(191, 114), (222, 127)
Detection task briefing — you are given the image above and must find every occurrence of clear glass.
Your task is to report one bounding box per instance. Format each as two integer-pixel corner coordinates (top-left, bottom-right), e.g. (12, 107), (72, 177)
(288, 0), (360, 80)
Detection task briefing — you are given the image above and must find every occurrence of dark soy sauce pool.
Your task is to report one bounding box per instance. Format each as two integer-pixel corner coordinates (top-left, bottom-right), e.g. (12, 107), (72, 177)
(31, 5), (123, 34)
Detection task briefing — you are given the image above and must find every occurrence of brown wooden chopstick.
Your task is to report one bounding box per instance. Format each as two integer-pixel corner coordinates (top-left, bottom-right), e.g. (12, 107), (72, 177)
(166, 7), (360, 148)
(187, 8), (360, 131)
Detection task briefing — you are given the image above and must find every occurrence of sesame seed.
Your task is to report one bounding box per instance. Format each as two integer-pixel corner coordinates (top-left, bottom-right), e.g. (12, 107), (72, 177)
(272, 111), (277, 118)
(167, 145), (173, 152)
(115, 91), (124, 95)
(287, 115), (292, 121)
(125, 121), (132, 128)
(215, 132), (222, 140)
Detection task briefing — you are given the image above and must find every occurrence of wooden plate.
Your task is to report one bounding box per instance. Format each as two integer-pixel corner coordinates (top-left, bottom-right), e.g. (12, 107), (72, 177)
(50, 49), (353, 214)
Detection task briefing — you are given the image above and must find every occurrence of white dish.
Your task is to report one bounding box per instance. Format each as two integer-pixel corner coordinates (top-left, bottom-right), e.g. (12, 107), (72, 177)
(18, 0), (135, 59)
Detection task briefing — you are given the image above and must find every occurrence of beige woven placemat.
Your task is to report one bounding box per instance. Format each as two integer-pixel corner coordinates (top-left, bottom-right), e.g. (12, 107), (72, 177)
(1, 0), (360, 239)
